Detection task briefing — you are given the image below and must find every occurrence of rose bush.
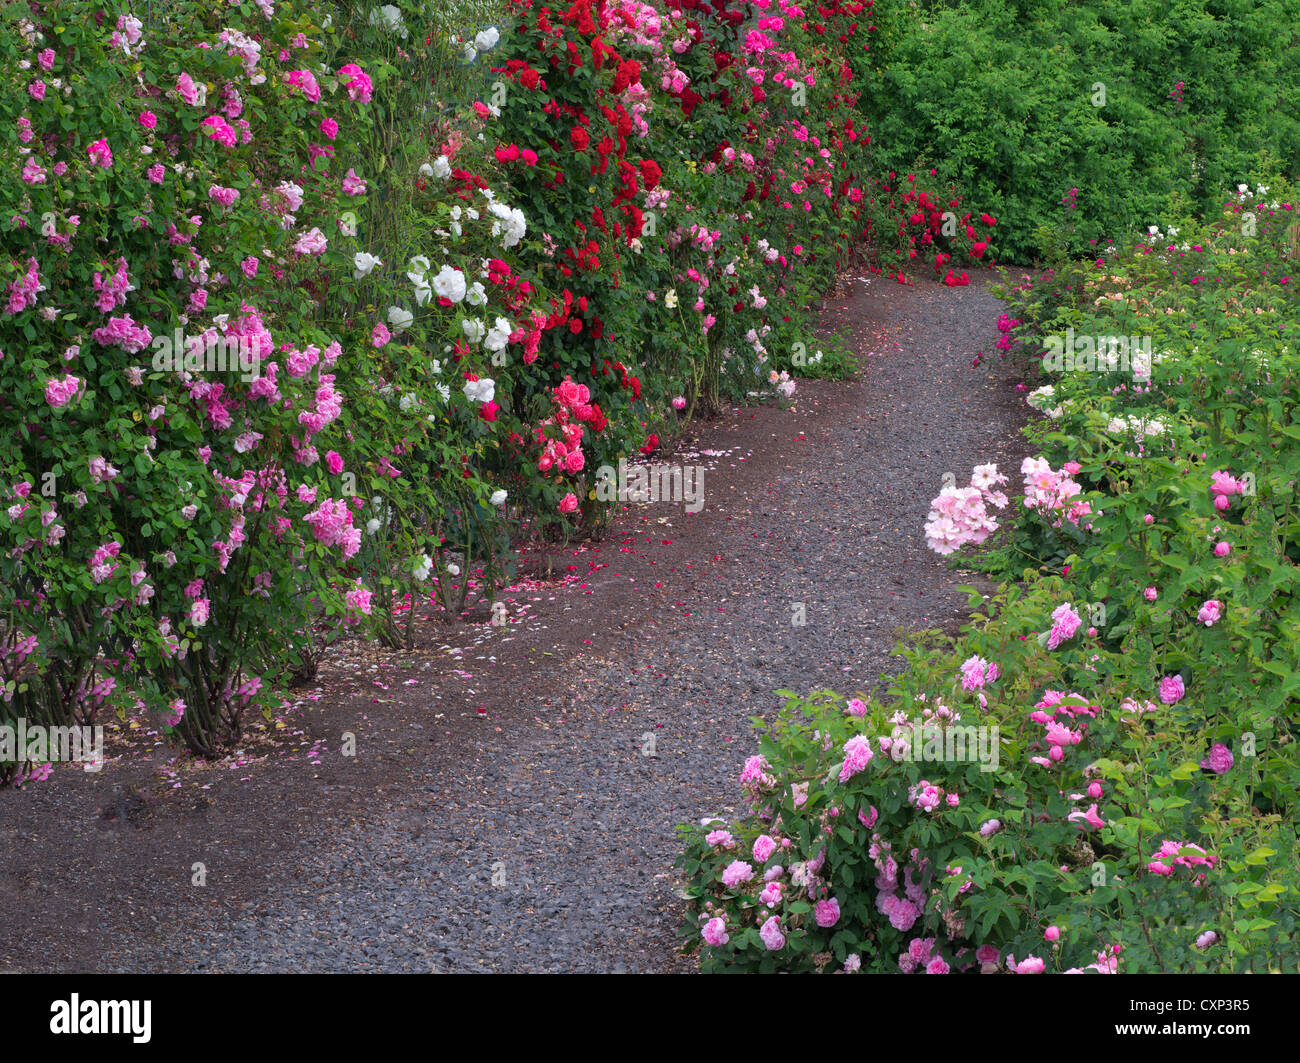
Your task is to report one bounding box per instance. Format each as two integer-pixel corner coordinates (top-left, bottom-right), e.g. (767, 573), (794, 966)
(677, 178), (1300, 972)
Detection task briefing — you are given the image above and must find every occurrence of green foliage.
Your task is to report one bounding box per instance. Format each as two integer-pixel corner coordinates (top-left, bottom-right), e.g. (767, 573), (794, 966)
(860, 0), (1300, 261)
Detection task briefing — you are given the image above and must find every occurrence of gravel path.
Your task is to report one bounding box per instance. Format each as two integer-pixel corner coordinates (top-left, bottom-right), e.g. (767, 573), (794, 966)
(104, 270), (1028, 973)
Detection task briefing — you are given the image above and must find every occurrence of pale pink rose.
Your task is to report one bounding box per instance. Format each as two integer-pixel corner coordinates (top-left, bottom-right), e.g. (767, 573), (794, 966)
(759, 916), (785, 950)
(701, 917), (729, 947)
(721, 860), (754, 888)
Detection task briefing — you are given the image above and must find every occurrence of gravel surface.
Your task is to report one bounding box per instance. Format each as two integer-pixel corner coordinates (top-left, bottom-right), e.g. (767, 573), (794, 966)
(87, 270), (1028, 973)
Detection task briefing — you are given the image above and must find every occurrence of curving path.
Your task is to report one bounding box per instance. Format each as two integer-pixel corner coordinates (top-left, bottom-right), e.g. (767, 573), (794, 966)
(8, 268), (1028, 973)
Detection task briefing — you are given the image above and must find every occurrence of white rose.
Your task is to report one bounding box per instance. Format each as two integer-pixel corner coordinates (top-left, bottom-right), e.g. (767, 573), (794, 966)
(490, 489), (507, 506)
(465, 281), (487, 306)
(387, 306), (414, 332)
(474, 27), (500, 50)
(463, 377), (495, 403)
(462, 318), (486, 346)
(484, 317), (512, 353)
(431, 265), (467, 303)
(369, 5), (407, 37)
(407, 255), (430, 282)
(353, 251), (382, 279)
(432, 155), (452, 179)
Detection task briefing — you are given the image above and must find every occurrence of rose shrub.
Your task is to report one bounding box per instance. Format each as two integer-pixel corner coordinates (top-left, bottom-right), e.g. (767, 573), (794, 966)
(677, 178), (1300, 972)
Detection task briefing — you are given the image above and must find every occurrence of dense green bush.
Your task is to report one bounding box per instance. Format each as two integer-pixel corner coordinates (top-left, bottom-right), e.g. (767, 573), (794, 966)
(859, 0), (1300, 261)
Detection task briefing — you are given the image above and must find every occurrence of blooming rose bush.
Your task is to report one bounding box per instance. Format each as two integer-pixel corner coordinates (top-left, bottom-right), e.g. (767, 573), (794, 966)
(0, 2), (541, 763)
(678, 180), (1300, 972)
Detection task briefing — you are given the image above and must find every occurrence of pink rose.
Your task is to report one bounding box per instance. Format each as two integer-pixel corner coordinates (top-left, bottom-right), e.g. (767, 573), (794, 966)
(814, 898), (840, 928)
(176, 72), (201, 105)
(701, 917), (729, 947)
(338, 63), (373, 103)
(759, 916), (785, 950)
(87, 139), (113, 168)
(1158, 674), (1185, 704)
(1200, 743), (1233, 774)
(721, 860), (754, 888)
(44, 374), (81, 407)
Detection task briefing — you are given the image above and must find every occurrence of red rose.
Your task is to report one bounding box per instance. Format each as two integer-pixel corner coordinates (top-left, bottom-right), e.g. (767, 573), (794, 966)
(571, 126), (590, 151)
(638, 159), (661, 190)
(640, 433), (658, 456)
